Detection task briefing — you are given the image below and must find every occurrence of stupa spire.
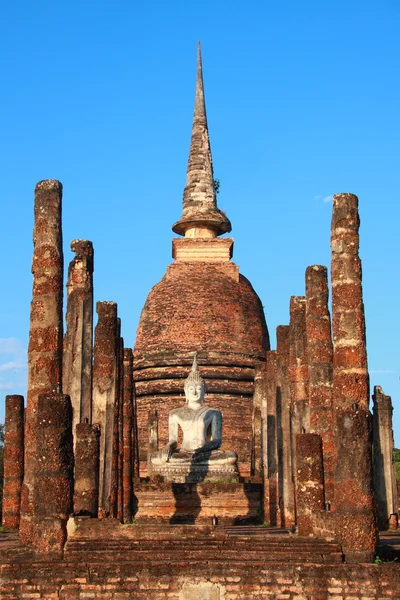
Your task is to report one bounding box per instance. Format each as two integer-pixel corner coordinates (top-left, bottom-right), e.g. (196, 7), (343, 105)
(172, 42), (231, 238)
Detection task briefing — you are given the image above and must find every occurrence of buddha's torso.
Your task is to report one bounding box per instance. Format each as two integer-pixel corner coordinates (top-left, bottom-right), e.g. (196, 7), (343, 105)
(170, 406), (218, 451)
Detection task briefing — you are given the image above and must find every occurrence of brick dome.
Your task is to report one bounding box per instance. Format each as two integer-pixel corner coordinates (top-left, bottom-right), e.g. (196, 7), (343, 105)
(134, 261), (269, 367)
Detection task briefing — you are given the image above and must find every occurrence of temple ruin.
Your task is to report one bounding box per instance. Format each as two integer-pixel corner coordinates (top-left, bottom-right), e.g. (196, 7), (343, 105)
(1, 43), (399, 599)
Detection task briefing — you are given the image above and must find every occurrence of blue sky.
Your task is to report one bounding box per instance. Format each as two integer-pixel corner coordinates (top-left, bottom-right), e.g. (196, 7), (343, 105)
(0, 1), (399, 443)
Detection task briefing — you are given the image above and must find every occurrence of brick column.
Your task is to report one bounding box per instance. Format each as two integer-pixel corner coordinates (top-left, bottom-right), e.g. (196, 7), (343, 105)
(2, 395), (24, 530)
(132, 378), (140, 479)
(264, 351), (278, 526)
(276, 325), (295, 528)
(331, 192), (377, 562)
(20, 180), (64, 546)
(305, 265), (334, 505)
(295, 433), (325, 536)
(73, 423), (100, 517)
(289, 296), (309, 437)
(147, 408), (158, 476)
(111, 321), (122, 519)
(63, 239), (94, 437)
(372, 386), (398, 530)
(34, 393), (73, 555)
(289, 296), (309, 517)
(122, 348), (134, 523)
(92, 301), (118, 516)
(252, 362), (265, 480)
(117, 333), (124, 521)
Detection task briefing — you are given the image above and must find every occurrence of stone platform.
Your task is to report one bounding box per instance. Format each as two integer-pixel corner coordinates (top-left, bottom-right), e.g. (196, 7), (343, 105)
(133, 481), (262, 524)
(1, 523), (400, 599)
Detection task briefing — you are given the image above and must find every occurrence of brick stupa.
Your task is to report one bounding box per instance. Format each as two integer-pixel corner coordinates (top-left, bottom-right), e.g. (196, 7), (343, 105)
(133, 43), (270, 478)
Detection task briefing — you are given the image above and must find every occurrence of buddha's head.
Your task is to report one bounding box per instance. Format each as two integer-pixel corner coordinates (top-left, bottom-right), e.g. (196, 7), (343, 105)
(184, 353), (205, 406)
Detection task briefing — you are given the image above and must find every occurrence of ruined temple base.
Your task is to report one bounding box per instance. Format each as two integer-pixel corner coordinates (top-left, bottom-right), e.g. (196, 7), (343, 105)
(134, 481), (262, 524)
(2, 524), (400, 599)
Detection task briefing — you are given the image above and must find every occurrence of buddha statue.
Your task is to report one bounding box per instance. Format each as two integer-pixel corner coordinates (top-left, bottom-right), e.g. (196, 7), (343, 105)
(150, 354), (238, 483)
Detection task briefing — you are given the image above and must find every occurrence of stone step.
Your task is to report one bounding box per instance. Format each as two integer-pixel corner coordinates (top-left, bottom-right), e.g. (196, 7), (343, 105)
(64, 550), (343, 564)
(65, 534), (343, 564)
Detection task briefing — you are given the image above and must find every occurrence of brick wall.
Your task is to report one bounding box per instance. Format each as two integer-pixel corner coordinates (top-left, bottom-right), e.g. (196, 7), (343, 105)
(1, 560), (399, 599)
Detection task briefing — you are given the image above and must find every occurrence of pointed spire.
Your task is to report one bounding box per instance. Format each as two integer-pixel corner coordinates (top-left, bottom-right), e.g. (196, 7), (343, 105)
(172, 42), (231, 238)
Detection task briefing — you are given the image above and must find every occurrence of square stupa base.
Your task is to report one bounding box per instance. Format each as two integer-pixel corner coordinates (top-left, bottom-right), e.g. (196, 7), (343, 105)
(134, 481), (263, 525)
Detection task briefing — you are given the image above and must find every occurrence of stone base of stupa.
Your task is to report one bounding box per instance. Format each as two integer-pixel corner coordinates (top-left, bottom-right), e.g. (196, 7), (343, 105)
(134, 481), (262, 525)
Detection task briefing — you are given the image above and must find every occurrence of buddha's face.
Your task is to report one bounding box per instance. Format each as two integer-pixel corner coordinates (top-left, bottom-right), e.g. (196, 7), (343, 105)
(184, 381), (205, 406)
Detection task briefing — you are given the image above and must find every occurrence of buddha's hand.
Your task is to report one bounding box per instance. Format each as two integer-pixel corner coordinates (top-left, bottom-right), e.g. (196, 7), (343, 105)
(163, 441), (177, 462)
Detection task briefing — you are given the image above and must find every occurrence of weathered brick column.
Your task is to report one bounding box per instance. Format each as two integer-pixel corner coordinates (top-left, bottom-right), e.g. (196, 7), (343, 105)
(111, 321), (122, 519)
(289, 296), (309, 437)
(331, 192), (377, 562)
(305, 265), (334, 505)
(92, 301), (118, 516)
(276, 325), (295, 528)
(132, 379), (140, 479)
(63, 239), (94, 436)
(117, 333), (124, 521)
(295, 433), (325, 536)
(289, 296), (309, 512)
(122, 348), (134, 523)
(252, 362), (264, 480)
(2, 395), (24, 530)
(20, 179), (64, 546)
(73, 423), (100, 517)
(372, 385), (398, 530)
(147, 408), (158, 476)
(264, 351), (278, 525)
(34, 393), (73, 555)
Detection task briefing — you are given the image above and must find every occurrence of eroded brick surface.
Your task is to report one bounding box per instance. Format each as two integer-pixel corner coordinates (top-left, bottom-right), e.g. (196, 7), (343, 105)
(63, 239), (94, 432)
(331, 193), (377, 562)
(20, 180), (64, 547)
(2, 395), (24, 529)
(305, 265), (334, 505)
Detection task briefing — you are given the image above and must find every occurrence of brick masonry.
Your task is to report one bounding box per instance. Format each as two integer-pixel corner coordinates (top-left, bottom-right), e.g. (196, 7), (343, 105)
(20, 179), (64, 547)
(2, 395), (24, 530)
(331, 193), (377, 563)
(0, 555), (399, 599)
(63, 239), (94, 432)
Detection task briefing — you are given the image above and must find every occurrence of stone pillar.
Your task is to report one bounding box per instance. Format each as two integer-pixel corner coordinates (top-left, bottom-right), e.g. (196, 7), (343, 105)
(305, 265), (334, 505)
(372, 385), (398, 530)
(289, 296), (309, 437)
(34, 393), (73, 555)
(276, 325), (295, 528)
(2, 395), (24, 530)
(20, 179), (64, 546)
(288, 296), (309, 518)
(147, 408), (158, 476)
(295, 433), (325, 536)
(331, 192), (377, 562)
(73, 423), (100, 517)
(92, 301), (118, 516)
(111, 321), (122, 519)
(252, 362), (264, 479)
(132, 382), (140, 479)
(122, 348), (134, 523)
(117, 333), (124, 521)
(63, 239), (94, 437)
(264, 351), (278, 526)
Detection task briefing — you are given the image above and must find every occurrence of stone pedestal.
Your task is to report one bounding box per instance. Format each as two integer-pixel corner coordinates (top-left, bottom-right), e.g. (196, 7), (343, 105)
(134, 481), (262, 525)
(151, 460), (239, 484)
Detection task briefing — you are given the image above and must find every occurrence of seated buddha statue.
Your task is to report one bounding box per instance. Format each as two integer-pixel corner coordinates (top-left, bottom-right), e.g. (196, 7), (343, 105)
(150, 354), (238, 482)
